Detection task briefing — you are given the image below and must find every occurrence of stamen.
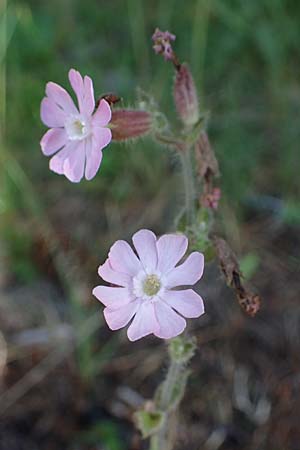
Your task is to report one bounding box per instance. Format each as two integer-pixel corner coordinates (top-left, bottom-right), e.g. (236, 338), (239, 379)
(143, 274), (161, 296)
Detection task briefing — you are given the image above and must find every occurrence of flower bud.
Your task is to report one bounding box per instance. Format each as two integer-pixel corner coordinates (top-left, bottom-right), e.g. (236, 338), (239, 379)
(237, 292), (261, 317)
(110, 109), (153, 141)
(174, 63), (199, 127)
(201, 187), (221, 210)
(152, 28), (176, 62)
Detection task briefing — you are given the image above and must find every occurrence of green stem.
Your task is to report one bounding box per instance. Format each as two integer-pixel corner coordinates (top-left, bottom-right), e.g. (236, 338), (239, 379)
(149, 416), (176, 450)
(160, 360), (181, 409)
(148, 335), (196, 450)
(149, 359), (182, 450)
(180, 147), (196, 227)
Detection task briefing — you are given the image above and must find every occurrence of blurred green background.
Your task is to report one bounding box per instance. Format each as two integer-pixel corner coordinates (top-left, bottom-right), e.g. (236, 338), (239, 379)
(2, 0), (300, 282)
(3, 0), (300, 203)
(1, 1), (300, 449)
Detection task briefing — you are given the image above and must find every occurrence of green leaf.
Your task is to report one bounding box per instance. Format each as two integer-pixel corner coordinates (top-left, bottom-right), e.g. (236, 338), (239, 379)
(169, 336), (196, 364)
(134, 410), (165, 438)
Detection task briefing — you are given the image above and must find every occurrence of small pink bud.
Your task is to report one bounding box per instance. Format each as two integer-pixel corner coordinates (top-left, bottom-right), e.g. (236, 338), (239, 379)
(110, 109), (153, 141)
(174, 63), (199, 127)
(201, 187), (221, 210)
(152, 28), (176, 61)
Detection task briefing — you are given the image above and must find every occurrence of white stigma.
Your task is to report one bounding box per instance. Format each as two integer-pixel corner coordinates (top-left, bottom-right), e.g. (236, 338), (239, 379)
(65, 115), (90, 140)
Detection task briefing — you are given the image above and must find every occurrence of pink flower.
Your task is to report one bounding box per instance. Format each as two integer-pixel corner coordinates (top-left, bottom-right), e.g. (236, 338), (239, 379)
(93, 229), (205, 341)
(40, 69), (112, 182)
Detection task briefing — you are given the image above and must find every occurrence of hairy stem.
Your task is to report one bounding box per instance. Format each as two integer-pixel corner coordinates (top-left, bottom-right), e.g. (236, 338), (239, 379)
(145, 141), (199, 448)
(160, 360), (182, 409)
(149, 359), (182, 450)
(148, 336), (196, 450)
(149, 414), (177, 450)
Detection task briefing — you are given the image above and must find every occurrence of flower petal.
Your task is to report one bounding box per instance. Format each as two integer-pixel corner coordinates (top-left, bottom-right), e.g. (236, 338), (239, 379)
(132, 229), (158, 272)
(81, 75), (95, 115)
(98, 259), (131, 287)
(154, 301), (186, 339)
(40, 98), (66, 127)
(46, 82), (78, 115)
(162, 289), (205, 318)
(166, 252), (204, 288)
(156, 234), (188, 273)
(109, 240), (142, 276)
(93, 99), (112, 126)
(85, 137), (103, 181)
(85, 149), (102, 180)
(40, 128), (68, 156)
(93, 126), (112, 150)
(92, 286), (132, 308)
(127, 302), (159, 341)
(68, 69), (84, 111)
(104, 301), (139, 331)
(63, 141), (85, 183)
(49, 142), (75, 174)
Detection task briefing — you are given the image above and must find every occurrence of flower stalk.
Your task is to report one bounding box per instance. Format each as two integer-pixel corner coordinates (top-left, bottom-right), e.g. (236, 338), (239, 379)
(144, 26), (261, 450)
(149, 366), (179, 450)
(147, 336), (196, 450)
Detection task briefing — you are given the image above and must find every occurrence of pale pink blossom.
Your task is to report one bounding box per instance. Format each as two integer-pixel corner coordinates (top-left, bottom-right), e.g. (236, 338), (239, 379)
(40, 69), (112, 182)
(93, 230), (205, 341)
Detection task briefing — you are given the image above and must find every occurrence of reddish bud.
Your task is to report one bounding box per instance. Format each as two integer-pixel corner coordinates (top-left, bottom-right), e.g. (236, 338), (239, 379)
(237, 292), (261, 317)
(201, 187), (221, 210)
(174, 63), (199, 127)
(110, 109), (153, 141)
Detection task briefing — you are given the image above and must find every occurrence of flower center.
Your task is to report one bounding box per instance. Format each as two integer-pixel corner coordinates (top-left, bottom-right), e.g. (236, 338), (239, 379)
(65, 116), (90, 140)
(143, 274), (161, 296)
